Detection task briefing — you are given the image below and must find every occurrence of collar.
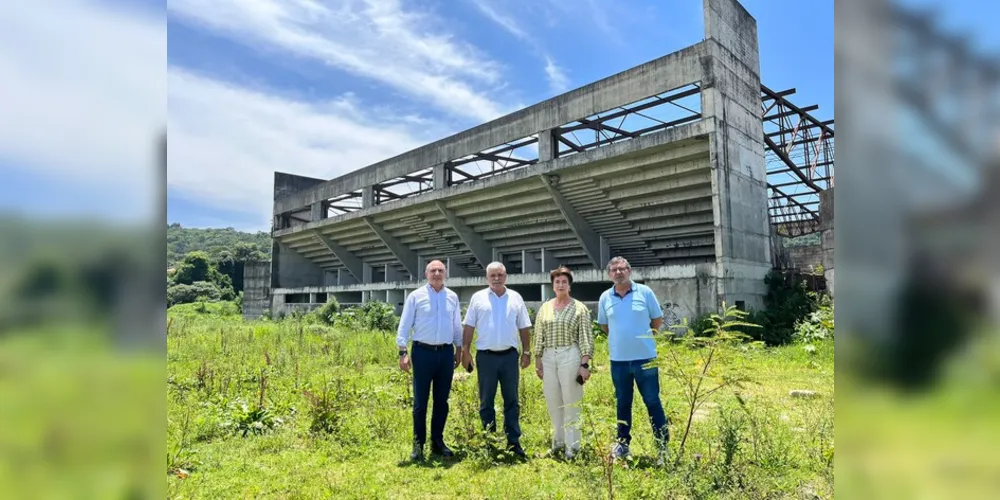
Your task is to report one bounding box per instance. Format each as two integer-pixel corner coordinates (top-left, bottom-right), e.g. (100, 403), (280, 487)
(612, 281), (636, 299)
(426, 283), (446, 294)
(488, 287), (507, 298)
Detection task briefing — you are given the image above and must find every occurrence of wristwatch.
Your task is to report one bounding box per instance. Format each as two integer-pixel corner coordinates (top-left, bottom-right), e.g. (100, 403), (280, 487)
(580, 362), (590, 369)
(399, 350), (407, 357)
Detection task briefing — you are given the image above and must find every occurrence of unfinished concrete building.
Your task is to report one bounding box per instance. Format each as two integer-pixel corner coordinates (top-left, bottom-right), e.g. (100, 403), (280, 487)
(249, 0), (835, 322)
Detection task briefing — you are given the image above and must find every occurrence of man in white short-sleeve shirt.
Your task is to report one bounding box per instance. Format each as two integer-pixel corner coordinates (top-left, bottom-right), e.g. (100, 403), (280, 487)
(461, 261), (532, 458)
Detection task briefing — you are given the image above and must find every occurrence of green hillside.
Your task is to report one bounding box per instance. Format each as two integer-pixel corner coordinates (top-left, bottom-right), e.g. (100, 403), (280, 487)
(167, 223), (271, 267)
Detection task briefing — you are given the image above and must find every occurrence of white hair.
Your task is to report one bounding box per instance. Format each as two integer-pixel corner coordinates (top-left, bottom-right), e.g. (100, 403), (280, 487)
(486, 261), (506, 274)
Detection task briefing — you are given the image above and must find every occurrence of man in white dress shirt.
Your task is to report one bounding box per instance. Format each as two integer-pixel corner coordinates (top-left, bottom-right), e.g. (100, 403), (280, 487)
(397, 259), (463, 461)
(461, 261), (532, 459)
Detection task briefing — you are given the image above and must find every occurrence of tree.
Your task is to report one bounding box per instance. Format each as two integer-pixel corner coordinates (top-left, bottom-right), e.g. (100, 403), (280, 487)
(172, 251), (214, 285)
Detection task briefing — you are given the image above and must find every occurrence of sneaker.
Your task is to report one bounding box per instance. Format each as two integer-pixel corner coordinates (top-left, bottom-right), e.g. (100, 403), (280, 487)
(611, 443), (630, 460)
(655, 438), (670, 466)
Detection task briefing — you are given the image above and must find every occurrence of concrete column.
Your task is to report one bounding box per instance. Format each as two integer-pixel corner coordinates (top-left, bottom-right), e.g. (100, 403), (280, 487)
(310, 201), (326, 221)
(362, 185), (375, 208)
(599, 236), (612, 268)
(385, 265), (405, 282)
(522, 250), (541, 273)
(362, 263), (374, 284)
(433, 163), (448, 190)
(541, 248), (561, 271)
(309, 292), (317, 304)
(820, 188), (835, 297)
(538, 129), (557, 162)
(541, 283), (554, 301)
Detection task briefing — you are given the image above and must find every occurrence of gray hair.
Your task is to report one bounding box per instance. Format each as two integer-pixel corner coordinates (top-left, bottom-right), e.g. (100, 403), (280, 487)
(485, 261), (506, 274)
(606, 256), (630, 271)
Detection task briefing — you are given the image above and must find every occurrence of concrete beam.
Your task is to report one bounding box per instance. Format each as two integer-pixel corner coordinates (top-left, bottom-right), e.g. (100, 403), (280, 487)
(362, 216), (419, 277)
(435, 201), (494, 269)
(272, 42), (711, 215)
(272, 120), (713, 238)
(539, 175), (602, 268)
(273, 262), (712, 294)
(311, 230), (365, 283)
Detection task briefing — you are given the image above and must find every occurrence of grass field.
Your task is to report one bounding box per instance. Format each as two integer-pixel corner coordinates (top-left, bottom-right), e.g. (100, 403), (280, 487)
(166, 304), (834, 499)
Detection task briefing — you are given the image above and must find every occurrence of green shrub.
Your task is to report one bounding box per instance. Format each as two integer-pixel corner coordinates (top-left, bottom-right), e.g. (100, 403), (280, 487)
(336, 301), (399, 332)
(794, 294), (834, 346)
(312, 298), (341, 325)
(741, 271), (819, 346)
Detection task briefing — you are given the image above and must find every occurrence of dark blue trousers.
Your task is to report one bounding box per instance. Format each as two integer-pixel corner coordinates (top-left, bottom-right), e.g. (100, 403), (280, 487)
(411, 342), (455, 445)
(475, 349), (521, 444)
(610, 359), (669, 446)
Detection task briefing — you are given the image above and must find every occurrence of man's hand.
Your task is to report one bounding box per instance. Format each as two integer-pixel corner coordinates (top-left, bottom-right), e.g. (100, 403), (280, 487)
(453, 349), (461, 369)
(462, 348), (473, 371)
(534, 357), (543, 380)
(399, 354), (411, 373)
(520, 352), (531, 369)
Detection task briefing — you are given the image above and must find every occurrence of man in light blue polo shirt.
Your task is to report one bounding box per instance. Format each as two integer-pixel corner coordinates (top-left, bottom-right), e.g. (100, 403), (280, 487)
(597, 256), (669, 462)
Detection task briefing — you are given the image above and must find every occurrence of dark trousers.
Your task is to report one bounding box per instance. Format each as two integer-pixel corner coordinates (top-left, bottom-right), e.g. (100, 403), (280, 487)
(475, 349), (521, 444)
(610, 359), (669, 446)
(412, 342), (455, 445)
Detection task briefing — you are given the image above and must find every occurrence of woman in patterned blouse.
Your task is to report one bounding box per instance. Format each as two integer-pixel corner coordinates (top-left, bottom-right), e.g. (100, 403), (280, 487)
(533, 265), (595, 459)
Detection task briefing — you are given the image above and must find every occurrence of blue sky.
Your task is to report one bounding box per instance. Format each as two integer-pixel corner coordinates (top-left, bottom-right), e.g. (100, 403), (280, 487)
(0, 0), (835, 232)
(160, 0), (834, 232)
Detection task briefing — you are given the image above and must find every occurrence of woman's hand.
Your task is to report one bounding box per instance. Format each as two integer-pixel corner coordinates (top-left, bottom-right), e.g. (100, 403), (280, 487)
(535, 357), (543, 380)
(577, 365), (590, 384)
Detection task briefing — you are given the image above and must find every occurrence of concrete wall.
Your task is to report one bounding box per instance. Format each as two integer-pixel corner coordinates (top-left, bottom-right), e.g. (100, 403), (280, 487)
(785, 245), (824, 273)
(270, 241), (336, 290)
(703, 0), (770, 312)
(242, 260), (271, 319)
(820, 187), (835, 296)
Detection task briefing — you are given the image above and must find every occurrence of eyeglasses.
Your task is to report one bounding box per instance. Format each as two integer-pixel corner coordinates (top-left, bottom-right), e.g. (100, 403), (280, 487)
(610, 267), (630, 274)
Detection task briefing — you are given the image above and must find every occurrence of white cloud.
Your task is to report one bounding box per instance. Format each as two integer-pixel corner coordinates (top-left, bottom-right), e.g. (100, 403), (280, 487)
(0, 1), (165, 220)
(168, 0), (515, 123)
(544, 57), (570, 94)
(471, 0), (572, 94)
(168, 67), (435, 230)
(472, 0), (531, 42)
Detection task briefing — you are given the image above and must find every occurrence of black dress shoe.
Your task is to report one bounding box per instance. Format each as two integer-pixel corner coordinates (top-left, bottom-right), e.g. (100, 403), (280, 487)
(430, 441), (454, 458)
(508, 443), (527, 459)
(411, 442), (424, 461)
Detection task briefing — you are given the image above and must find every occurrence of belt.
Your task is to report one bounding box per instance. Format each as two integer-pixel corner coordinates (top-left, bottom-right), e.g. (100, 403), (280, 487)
(478, 347), (516, 355)
(414, 341), (452, 351)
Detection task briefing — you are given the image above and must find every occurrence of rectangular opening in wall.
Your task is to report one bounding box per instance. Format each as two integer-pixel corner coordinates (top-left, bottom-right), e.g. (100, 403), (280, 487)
(374, 167), (435, 206)
(285, 293), (310, 304)
(325, 190), (363, 217)
(446, 135), (539, 187)
(555, 82), (703, 158)
(315, 293), (328, 304)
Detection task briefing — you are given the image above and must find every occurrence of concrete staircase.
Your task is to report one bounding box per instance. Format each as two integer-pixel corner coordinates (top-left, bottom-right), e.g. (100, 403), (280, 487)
(555, 177), (661, 267)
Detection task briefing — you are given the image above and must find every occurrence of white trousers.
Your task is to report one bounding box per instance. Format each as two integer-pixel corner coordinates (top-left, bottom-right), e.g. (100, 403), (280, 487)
(541, 344), (584, 451)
